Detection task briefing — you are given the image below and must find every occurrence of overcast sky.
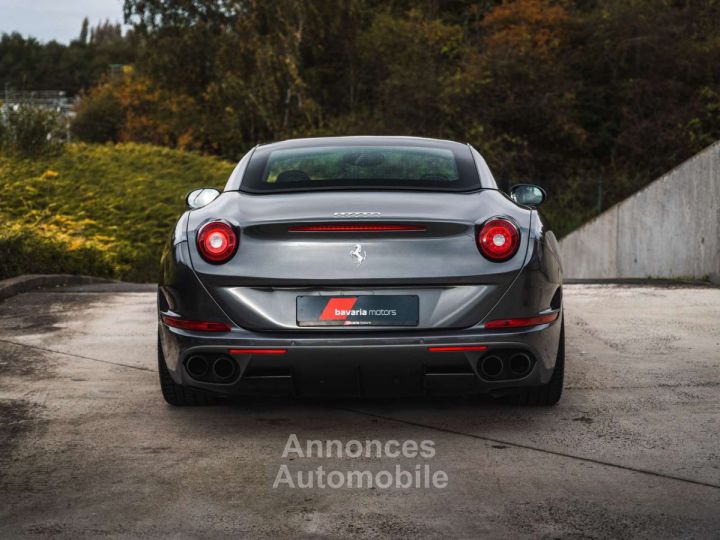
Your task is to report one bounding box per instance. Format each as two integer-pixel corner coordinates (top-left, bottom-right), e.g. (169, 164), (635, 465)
(0, 0), (126, 43)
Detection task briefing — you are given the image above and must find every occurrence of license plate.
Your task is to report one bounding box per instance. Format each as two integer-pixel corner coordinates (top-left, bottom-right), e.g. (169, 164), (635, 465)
(297, 295), (419, 327)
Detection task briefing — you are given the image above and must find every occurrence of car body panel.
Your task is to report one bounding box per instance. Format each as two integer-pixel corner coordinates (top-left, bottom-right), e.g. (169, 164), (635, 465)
(158, 311), (562, 397)
(184, 189), (531, 330)
(158, 136), (563, 398)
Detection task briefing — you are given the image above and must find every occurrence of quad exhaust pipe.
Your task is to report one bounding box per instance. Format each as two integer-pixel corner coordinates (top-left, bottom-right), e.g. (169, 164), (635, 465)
(509, 352), (532, 377)
(478, 351), (534, 380)
(186, 355), (209, 378)
(212, 356), (237, 381)
(186, 355), (237, 382)
(479, 355), (504, 379)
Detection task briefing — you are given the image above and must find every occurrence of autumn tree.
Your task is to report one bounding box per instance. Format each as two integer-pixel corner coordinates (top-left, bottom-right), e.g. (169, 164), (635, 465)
(64, 0), (720, 234)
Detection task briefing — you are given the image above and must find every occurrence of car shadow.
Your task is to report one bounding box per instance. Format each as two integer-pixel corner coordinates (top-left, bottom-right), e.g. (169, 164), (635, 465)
(162, 392), (559, 439)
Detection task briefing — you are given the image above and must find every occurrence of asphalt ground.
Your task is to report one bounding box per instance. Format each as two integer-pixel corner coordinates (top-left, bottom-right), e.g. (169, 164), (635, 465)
(0, 283), (718, 538)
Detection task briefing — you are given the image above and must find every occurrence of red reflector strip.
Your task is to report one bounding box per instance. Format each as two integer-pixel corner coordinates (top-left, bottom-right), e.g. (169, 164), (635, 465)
(428, 345), (488, 353)
(484, 312), (559, 329)
(288, 224), (426, 232)
(161, 315), (231, 332)
(228, 348), (287, 355)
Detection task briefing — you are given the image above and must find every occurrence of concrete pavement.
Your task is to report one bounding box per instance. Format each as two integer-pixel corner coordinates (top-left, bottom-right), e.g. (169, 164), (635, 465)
(0, 284), (719, 538)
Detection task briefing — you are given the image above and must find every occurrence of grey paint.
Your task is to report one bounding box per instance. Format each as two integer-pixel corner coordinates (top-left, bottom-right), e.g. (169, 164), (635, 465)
(158, 136), (563, 397)
(560, 140), (720, 283)
(223, 146), (254, 191)
(468, 144), (499, 189)
(214, 285), (495, 330)
(158, 199), (564, 396)
(183, 189), (533, 331)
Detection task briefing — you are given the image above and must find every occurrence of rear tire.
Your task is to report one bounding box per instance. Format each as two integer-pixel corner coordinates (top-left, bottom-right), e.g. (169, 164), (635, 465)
(158, 333), (217, 406)
(504, 318), (564, 406)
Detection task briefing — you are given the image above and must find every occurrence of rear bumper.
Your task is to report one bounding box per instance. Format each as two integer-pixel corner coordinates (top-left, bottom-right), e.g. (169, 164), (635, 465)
(159, 314), (562, 397)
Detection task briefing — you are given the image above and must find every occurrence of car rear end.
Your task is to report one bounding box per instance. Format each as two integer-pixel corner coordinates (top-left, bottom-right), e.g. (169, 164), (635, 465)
(158, 138), (563, 400)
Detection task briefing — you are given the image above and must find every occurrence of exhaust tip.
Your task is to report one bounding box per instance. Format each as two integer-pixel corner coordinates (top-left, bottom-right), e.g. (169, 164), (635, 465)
(479, 355), (504, 379)
(212, 356), (237, 381)
(509, 353), (532, 377)
(186, 355), (209, 378)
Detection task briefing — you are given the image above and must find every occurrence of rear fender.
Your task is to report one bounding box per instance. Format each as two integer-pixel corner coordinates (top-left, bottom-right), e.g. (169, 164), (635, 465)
(158, 241), (233, 326)
(482, 210), (563, 323)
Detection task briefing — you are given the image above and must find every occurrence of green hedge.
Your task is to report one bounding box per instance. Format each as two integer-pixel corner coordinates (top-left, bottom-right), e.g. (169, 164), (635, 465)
(0, 104), (66, 157)
(0, 222), (116, 278)
(0, 143), (235, 282)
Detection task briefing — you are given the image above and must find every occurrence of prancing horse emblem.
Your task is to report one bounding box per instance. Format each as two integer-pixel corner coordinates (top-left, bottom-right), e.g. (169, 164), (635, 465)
(350, 244), (366, 265)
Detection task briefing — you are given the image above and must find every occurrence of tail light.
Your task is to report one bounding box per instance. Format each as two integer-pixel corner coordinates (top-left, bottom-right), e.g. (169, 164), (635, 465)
(484, 312), (558, 329)
(161, 315), (231, 332)
(477, 217), (520, 261)
(197, 221), (238, 263)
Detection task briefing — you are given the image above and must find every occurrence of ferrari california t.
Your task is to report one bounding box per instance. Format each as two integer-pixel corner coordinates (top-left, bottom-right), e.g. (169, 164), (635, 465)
(157, 136), (564, 406)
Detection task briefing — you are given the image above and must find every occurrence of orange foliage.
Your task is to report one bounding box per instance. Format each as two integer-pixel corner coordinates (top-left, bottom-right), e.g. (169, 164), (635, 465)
(79, 67), (199, 150)
(482, 0), (569, 56)
(113, 67), (198, 149)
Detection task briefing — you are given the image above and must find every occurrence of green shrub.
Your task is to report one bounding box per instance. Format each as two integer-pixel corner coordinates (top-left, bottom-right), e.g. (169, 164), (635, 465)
(0, 217), (116, 279)
(0, 104), (66, 157)
(0, 143), (234, 282)
(71, 89), (125, 143)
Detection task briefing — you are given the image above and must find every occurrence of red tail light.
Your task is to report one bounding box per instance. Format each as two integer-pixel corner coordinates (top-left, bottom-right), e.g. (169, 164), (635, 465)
(477, 217), (520, 261)
(484, 312), (558, 329)
(197, 221), (237, 263)
(161, 315), (231, 332)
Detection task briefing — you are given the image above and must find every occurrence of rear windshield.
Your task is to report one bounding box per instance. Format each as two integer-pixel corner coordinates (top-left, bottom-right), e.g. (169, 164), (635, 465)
(240, 143), (481, 192)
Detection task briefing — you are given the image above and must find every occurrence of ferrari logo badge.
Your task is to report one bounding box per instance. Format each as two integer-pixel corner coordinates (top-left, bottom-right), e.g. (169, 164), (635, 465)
(350, 244), (367, 265)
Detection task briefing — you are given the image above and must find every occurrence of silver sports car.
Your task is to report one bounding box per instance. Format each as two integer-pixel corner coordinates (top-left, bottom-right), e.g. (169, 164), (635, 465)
(157, 136), (564, 406)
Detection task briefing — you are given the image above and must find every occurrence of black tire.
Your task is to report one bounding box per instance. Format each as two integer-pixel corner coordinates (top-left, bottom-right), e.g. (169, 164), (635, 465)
(504, 318), (565, 406)
(158, 333), (217, 406)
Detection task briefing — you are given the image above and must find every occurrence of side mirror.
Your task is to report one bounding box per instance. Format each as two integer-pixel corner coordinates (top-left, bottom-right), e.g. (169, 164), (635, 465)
(186, 188), (220, 210)
(510, 184), (546, 207)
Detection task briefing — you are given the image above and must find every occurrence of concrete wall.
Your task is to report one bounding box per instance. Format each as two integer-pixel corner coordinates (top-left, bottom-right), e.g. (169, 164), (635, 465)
(559, 140), (720, 283)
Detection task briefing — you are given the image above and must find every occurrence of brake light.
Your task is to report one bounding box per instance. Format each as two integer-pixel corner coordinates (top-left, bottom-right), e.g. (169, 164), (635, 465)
(197, 221), (237, 263)
(428, 345), (488, 352)
(477, 217), (520, 261)
(288, 224), (425, 232)
(484, 312), (558, 329)
(161, 315), (231, 332)
(228, 348), (287, 355)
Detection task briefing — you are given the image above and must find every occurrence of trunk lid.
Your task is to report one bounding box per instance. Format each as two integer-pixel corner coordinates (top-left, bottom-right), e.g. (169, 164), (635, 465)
(186, 190), (530, 331)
